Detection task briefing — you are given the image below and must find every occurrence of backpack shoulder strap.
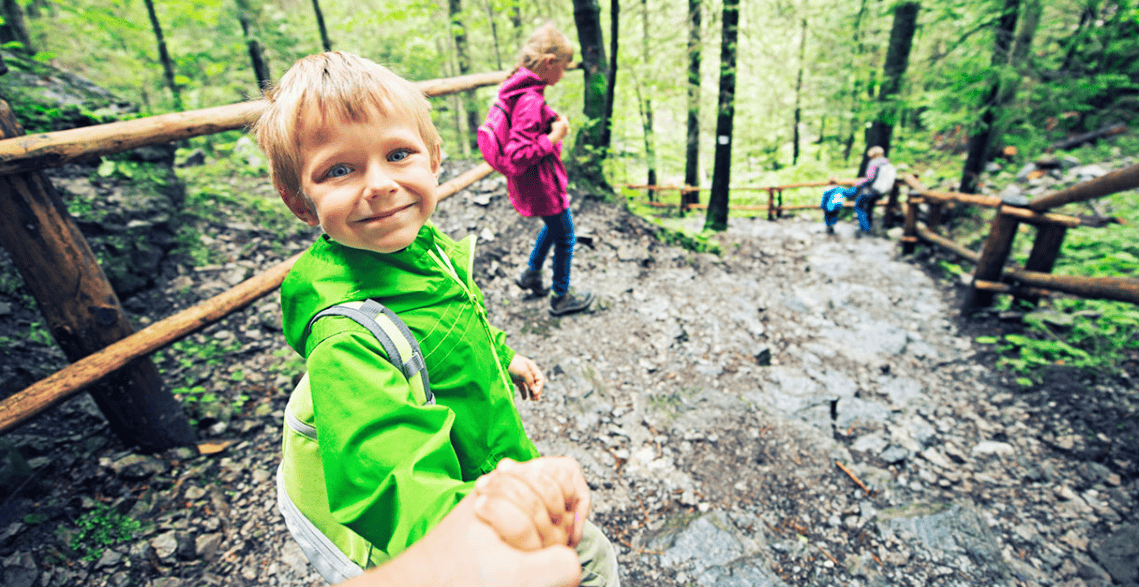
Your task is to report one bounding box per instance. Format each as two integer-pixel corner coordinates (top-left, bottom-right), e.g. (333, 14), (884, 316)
(304, 299), (434, 405)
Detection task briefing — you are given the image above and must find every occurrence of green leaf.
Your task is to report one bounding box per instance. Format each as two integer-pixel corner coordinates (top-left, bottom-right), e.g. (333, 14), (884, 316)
(975, 336), (998, 344)
(97, 159), (116, 177)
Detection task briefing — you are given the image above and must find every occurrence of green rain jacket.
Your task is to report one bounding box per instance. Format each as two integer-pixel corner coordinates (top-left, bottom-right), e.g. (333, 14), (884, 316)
(278, 223), (540, 578)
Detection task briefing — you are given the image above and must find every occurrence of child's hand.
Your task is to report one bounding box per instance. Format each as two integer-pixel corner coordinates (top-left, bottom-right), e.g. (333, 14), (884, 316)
(472, 457), (591, 549)
(548, 115), (569, 144)
(509, 354), (544, 401)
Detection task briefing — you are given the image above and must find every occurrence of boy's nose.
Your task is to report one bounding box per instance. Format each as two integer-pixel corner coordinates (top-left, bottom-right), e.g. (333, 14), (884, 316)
(363, 163), (399, 197)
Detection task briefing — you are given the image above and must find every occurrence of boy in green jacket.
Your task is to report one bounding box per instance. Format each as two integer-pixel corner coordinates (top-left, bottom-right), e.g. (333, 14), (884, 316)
(253, 51), (618, 586)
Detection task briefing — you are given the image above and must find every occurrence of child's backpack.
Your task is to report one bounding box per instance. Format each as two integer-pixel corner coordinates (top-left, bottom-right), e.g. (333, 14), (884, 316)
(871, 161), (897, 194)
(277, 299), (431, 583)
(477, 102), (519, 177)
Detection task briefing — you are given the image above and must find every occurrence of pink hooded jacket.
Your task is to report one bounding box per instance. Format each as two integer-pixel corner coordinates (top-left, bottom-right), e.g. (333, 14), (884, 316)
(497, 67), (569, 218)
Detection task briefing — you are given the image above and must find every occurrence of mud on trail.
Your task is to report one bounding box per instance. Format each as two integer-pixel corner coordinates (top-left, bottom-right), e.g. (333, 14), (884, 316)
(0, 160), (1136, 587)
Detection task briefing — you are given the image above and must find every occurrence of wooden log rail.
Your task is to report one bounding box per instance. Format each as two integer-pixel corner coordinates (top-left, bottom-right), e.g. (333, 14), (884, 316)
(901, 167), (1139, 308)
(0, 163), (493, 436)
(624, 179), (873, 221)
(0, 68), (509, 444)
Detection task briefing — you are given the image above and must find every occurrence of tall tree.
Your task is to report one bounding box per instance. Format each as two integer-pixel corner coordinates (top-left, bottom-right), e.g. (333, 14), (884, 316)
(0, 0), (33, 54)
(571, 0), (610, 184)
(959, 0), (1019, 194)
(859, 1), (919, 176)
(235, 0), (271, 90)
(683, 0), (702, 205)
(449, 0), (480, 150)
(143, 0), (182, 111)
(602, 0), (618, 151)
(483, 0), (504, 70)
(792, 17), (808, 166)
(311, 0), (333, 52)
(638, 0), (658, 198)
(990, 0), (1041, 151)
(704, 0), (739, 232)
(842, 0), (869, 162)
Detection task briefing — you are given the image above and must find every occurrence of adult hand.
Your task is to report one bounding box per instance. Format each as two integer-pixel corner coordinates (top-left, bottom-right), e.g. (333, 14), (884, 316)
(340, 494), (581, 587)
(473, 457), (592, 548)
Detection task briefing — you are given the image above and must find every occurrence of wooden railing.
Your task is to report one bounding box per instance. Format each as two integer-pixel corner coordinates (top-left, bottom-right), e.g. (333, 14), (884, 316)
(900, 166), (1138, 308)
(0, 70), (507, 446)
(624, 179), (899, 222)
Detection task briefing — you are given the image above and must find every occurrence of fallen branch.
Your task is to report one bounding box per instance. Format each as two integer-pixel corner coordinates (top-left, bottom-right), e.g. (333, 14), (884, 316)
(835, 460), (872, 495)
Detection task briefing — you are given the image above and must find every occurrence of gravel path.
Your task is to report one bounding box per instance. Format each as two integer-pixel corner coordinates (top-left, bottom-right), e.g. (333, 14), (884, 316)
(1, 162), (1136, 587)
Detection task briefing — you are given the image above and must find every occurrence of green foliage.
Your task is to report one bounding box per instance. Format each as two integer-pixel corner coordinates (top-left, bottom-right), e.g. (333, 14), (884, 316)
(70, 502), (141, 562)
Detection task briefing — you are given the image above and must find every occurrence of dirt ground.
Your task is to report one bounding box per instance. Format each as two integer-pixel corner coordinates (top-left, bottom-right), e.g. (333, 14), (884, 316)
(1, 159), (1136, 587)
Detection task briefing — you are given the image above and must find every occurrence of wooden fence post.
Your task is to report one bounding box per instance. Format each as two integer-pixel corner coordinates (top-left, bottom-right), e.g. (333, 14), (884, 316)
(767, 187), (775, 221)
(1016, 224), (1068, 306)
(966, 211), (1021, 309)
(0, 100), (195, 451)
(884, 181), (901, 228)
(776, 189), (785, 218)
(902, 191), (919, 255)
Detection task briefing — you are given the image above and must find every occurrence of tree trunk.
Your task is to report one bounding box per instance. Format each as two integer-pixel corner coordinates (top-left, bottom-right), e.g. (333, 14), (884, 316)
(859, 1), (919, 176)
(143, 0), (182, 111)
(683, 0), (702, 205)
(792, 17), (807, 166)
(311, 0), (333, 51)
(703, 0), (739, 232)
(0, 0), (34, 54)
(602, 0), (619, 152)
(959, 0), (1019, 194)
(483, 0), (503, 70)
(640, 0), (657, 200)
(842, 0), (869, 162)
(989, 0), (1041, 150)
(449, 0), (481, 151)
(235, 0), (271, 91)
(571, 0), (610, 185)
(0, 101), (195, 451)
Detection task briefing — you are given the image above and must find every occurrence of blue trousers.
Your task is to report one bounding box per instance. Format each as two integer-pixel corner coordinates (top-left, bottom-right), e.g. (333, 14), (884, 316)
(528, 208), (576, 296)
(854, 190), (882, 232)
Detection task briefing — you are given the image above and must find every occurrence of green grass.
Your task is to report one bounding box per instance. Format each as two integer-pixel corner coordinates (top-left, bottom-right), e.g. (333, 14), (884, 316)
(69, 502), (141, 562)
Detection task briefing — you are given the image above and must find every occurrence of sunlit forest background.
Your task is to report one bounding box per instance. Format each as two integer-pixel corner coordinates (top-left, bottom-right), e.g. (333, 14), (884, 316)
(5, 0), (1136, 190)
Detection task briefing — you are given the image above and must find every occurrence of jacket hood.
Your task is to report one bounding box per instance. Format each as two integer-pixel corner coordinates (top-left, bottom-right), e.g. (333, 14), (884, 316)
(497, 67), (546, 103)
(281, 225), (449, 356)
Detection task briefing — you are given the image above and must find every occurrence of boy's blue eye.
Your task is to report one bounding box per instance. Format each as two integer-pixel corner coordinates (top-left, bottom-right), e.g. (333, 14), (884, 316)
(326, 164), (351, 178)
(389, 149), (410, 162)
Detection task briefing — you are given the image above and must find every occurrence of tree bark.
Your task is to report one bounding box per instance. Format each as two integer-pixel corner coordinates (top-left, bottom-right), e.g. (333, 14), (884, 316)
(571, 0), (610, 184)
(235, 0), (271, 91)
(0, 0), (34, 54)
(959, 0), (1019, 194)
(143, 0), (182, 111)
(842, 0), (869, 162)
(683, 0), (701, 205)
(0, 101), (195, 451)
(483, 0), (503, 70)
(311, 0), (333, 52)
(703, 0), (739, 232)
(602, 0), (619, 152)
(860, 1), (919, 177)
(449, 0), (481, 151)
(793, 18), (807, 166)
(639, 0), (657, 200)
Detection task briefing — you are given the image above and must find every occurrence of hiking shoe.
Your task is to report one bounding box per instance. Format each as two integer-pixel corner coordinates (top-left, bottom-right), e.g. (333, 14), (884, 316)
(549, 290), (595, 316)
(825, 225), (835, 235)
(515, 268), (544, 294)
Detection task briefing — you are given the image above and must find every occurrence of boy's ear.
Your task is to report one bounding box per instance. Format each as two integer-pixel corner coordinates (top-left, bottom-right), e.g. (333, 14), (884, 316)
(278, 185), (320, 227)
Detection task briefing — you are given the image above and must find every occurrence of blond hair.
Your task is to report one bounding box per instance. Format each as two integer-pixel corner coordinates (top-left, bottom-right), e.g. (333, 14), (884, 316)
(517, 22), (573, 71)
(253, 52), (442, 210)
(867, 146), (885, 159)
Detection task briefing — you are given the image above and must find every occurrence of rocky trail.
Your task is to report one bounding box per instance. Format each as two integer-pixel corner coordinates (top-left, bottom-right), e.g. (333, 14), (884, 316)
(1, 159), (1136, 587)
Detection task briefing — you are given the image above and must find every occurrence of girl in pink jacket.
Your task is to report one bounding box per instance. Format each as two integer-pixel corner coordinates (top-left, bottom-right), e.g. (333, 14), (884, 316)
(499, 23), (594, 316)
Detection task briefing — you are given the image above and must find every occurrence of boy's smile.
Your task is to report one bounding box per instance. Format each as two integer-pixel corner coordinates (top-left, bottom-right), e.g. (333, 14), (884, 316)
(294, 104), (440, 254)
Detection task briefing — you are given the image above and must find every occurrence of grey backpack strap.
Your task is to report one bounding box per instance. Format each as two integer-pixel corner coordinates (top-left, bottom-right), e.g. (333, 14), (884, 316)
(305, 299), (433, 405)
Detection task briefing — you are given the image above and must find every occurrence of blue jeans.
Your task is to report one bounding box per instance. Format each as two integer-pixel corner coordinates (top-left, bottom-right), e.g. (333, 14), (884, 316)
(855, 189), (882, 232)
(528, 208), (576, 297)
